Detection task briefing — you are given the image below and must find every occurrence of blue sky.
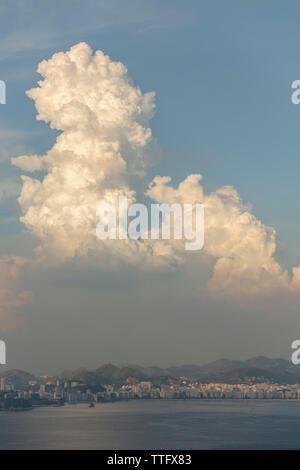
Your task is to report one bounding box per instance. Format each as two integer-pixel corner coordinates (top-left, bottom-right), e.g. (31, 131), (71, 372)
(1, 1), (300, 371)
(1, 0), (300, 266)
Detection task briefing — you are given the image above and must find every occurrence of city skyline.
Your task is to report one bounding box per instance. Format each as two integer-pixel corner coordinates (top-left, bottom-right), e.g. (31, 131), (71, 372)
(3, 355), (300, 412)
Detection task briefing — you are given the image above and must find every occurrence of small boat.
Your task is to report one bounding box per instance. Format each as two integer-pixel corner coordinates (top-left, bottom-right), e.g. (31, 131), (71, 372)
(89, 402), (95, 408)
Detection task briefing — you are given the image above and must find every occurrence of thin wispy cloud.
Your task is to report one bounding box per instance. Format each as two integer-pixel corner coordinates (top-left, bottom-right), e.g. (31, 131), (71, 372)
(0, 0), (196, 65)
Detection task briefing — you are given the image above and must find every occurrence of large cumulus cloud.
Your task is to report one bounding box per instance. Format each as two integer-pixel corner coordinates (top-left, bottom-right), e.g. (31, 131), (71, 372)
(11, 43), (300, 296)
(147, 174), (295, 296)
(12, 43), (175, 267)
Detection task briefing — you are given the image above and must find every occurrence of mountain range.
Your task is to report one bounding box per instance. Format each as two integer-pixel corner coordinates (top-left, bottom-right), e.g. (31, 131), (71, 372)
(1, 356), (300, 387)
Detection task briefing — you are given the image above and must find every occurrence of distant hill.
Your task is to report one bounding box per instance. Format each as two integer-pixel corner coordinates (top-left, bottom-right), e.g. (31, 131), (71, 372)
(135, 357), (300, 381)
(170, 359), (245, 378)
(202, 367), (300, 385)
(244, 356), (291, 371)
(0, 369), (37, 388)
(70, 363), (148, 386)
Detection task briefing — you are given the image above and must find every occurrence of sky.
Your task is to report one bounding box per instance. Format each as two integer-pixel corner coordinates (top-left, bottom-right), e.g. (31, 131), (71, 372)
(1, 1), (300, 374)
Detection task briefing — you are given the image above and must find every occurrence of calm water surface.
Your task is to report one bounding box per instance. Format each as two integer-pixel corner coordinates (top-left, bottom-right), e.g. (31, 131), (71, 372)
(1, 399), (300, 449)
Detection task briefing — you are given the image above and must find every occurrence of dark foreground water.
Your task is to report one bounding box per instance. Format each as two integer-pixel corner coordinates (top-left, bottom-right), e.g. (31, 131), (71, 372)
(1, 399), (300, 449)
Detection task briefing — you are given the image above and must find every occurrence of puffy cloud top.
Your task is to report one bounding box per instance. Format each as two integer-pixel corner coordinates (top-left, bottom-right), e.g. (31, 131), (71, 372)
(11, 43), (300, 296)
(12, 43), (167, 265)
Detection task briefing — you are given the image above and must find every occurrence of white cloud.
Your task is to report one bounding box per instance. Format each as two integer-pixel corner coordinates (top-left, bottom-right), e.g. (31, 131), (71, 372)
(11, 155), (47, 173)
(12, 43), (300, 296)
(12, 43), (173, 267)
(147, 174), (293, 296)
